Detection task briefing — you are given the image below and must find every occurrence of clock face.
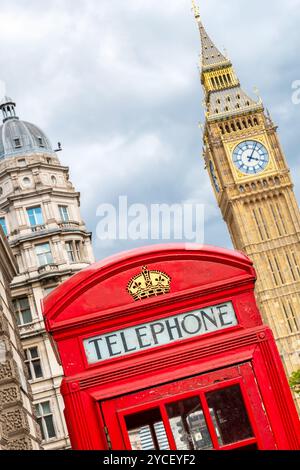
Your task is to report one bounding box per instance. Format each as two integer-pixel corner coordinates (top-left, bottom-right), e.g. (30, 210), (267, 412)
(232, 140), (269, 175)
(209, 161), (220, 193)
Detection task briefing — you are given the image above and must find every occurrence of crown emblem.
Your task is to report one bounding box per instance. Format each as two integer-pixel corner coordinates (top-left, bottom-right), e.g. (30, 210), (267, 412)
(127, 266), (171, 301)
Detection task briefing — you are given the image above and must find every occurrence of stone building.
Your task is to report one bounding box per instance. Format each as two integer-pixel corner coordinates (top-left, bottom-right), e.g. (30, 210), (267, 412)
(0, 96), (95, 449)
(0, 225), (40, 449)
(192, 4), (300, 406)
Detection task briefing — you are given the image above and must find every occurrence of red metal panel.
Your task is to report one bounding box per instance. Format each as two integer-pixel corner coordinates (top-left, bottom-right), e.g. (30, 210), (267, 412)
(43, 244), (300, 450)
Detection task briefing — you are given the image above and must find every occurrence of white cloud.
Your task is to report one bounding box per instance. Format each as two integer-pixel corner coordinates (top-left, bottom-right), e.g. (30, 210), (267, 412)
(0, 0), (299, 260)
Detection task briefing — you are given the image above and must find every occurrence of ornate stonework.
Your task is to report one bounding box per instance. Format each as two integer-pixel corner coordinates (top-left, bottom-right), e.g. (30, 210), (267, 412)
(0, 97), (95, 449)
(0, 228), (40, 449)
(193, 8), (300, 408)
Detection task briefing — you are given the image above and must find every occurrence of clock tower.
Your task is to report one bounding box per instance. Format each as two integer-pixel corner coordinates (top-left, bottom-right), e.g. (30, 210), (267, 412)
(192, 2), (300, 401)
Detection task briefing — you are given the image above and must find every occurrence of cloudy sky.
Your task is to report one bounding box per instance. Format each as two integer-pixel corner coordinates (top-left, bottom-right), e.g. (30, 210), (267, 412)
(0, 0), (299, 261)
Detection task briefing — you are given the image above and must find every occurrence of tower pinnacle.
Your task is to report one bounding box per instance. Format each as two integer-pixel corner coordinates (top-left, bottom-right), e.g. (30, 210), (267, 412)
(192, 2), (228, 70)
(192, 10), (261, 119)
(191, 0), (200, 19)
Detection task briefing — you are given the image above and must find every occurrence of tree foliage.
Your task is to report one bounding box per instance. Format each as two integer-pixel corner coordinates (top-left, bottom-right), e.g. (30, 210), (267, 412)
(289, 369), (300, 395)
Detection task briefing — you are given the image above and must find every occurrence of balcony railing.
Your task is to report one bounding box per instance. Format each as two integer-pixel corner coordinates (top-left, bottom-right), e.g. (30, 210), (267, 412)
(31, 224), (46, 233)
(38, 264), (59, 275)
(58, 220), (80, 229)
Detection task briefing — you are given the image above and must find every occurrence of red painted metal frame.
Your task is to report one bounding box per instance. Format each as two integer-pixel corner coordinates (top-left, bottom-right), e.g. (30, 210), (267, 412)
(43, 244), (300, 450)
(101, 363), (273, 450)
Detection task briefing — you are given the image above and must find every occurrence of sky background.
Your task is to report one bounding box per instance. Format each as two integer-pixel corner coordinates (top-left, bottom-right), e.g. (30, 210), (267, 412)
(0, 0), (299, 261)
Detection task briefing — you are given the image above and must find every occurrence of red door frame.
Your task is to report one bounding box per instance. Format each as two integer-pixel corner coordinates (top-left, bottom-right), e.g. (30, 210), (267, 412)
(101, 363), (276, 450)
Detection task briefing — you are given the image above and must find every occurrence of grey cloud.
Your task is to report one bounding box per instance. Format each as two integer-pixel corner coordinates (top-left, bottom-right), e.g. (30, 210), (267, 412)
(0, 0), (299, 260)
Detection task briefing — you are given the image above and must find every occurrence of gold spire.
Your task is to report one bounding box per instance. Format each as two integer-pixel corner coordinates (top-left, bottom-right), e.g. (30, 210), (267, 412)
(191, 0), (200, 19)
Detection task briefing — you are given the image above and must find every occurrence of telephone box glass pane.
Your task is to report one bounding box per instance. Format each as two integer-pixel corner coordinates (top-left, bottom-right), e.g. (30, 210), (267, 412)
(206, 384), (254, 445)
(125, 408), (170, 450)
(166, 396), (213, 450)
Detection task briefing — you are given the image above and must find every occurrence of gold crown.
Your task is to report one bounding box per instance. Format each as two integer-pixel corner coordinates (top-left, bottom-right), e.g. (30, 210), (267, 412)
(127, 266), (171, 301)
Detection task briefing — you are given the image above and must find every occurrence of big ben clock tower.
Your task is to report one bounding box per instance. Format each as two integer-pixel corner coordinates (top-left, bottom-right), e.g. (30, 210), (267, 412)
(192, 2), (300, 398)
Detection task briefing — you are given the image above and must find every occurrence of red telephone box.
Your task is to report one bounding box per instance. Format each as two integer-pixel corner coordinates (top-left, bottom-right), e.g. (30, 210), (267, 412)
(43, 244), (300, 450)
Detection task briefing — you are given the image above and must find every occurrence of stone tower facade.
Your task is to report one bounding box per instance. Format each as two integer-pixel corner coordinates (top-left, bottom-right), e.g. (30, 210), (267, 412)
(0, 227), (41, 449)
(0, 96), (95, 449)
(192, 4), (300, 405)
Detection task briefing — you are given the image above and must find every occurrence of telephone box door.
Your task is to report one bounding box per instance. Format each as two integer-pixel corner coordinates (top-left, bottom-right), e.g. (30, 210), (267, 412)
(101, 363), (276, 450)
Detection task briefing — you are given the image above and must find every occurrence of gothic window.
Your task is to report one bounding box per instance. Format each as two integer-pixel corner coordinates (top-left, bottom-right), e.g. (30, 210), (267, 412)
(13, 297), (32, 326)
(252, 209), (264, 241)
(0, 217), (7, 236)
(27, 206), (44, 226)
(282, 300), (299, 333)
(275, 202), (287, 234)
(291, 251), (300, 277)
(286, 254), (297, 281)
(35, 243), (53, 266)
(267, 256), (279, 286)
(35, 402), (56, 441)
(274, 255), (285, 284)
(24, 347), (43, 380)
(270, 204), (282, 236)
(59, 205), (70, 222)
(253, 117), (259, 126)
(258, 207), (270, 239)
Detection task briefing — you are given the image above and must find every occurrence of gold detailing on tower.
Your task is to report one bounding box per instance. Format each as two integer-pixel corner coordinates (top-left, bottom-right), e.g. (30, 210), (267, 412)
(127, 266), (171, 301)
(191, 0), (200, 19)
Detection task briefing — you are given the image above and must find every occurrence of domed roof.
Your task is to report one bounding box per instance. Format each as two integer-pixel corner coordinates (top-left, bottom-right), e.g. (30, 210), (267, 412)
(0, 97), (54, 160)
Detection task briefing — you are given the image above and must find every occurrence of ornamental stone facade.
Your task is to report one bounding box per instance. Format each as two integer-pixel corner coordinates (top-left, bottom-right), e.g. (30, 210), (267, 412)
(192, 6), (300, 408)
(0, 225), (41, 449)
(0, 97), (95, 449)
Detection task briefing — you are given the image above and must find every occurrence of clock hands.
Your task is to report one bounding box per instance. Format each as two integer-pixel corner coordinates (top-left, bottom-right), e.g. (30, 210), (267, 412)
(247, 143), (259, 162)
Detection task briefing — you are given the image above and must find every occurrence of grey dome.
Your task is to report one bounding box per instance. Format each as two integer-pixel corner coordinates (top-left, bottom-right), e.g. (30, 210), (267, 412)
(0, 97), (54, 160)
